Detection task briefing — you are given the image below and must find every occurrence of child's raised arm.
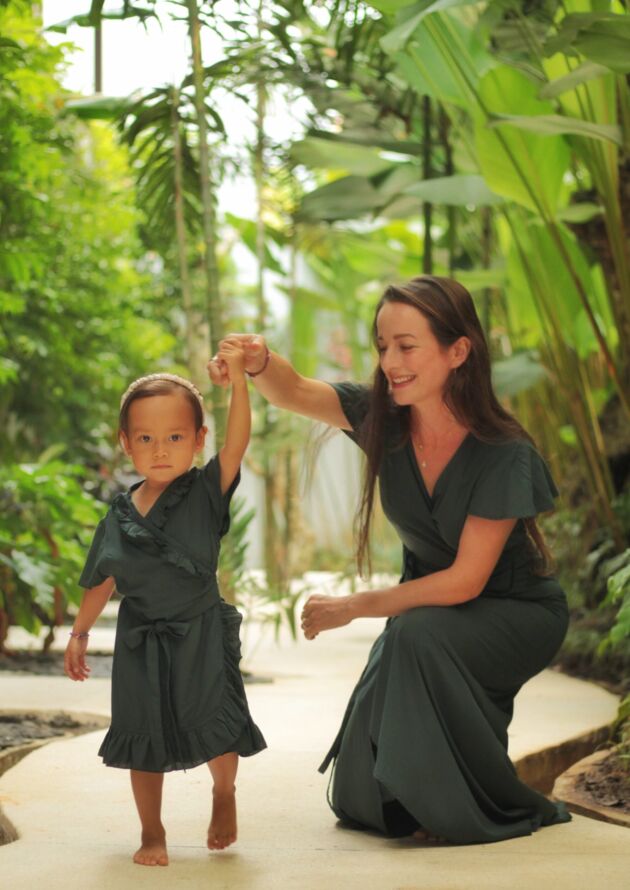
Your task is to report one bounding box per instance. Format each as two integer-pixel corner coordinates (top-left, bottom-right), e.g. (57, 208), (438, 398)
(217, 341), (251, 494)
(64, 576), (115, 681)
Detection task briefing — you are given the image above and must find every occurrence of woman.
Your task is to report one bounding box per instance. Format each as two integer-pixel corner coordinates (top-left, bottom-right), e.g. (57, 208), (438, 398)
(208, 275), (571, 845)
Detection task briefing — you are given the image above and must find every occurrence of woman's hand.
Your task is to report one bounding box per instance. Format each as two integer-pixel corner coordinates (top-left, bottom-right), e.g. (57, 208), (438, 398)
(64, 636), (91, 682)
(301, 594), (354, 640)
(208, 334), (268, 386)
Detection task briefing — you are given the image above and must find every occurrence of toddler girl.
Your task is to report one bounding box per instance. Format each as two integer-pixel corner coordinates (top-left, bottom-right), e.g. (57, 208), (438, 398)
(64, 342), (265, 866)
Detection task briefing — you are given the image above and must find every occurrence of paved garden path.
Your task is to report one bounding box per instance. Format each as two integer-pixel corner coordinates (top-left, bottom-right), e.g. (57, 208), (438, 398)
(0, 610), (627, 890)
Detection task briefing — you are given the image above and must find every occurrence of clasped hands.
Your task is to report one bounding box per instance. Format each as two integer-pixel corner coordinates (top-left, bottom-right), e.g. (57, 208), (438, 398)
(207, 334), (267, 385)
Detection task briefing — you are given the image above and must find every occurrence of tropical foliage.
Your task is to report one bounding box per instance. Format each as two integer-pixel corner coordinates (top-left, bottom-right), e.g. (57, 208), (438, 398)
(0, 0), (628, 666)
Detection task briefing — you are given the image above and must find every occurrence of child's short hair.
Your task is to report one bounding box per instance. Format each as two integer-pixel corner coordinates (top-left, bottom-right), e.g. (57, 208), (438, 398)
(119, 374), (205, 433)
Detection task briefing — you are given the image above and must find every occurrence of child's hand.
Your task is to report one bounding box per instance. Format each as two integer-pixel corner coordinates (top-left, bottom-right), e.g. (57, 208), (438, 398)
(217, 341), (247, 384)
(64, 636), (91, 682)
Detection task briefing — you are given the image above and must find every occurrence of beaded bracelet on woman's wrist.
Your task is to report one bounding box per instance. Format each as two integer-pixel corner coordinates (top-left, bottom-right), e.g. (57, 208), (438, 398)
(246, 346), (271, 378)
(69, 631), (89, 639)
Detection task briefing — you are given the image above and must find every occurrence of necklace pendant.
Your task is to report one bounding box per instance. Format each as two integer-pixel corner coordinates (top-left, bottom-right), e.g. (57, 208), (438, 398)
(420, 460), (427, 468)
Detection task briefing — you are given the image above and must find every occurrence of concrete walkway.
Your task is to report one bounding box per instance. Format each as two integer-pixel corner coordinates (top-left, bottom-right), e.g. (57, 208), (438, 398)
(0, 615), (628, 890)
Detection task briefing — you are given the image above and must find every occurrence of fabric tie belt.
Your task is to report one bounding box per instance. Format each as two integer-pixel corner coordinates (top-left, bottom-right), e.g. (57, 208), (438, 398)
(124, 617), (193, 768)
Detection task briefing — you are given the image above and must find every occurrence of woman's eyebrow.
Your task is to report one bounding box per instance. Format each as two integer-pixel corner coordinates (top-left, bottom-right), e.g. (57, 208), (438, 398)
(376, 333), (418, 341)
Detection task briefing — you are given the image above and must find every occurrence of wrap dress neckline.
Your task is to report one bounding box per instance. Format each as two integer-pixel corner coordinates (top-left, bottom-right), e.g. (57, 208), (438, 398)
(407, 431), (473, 503)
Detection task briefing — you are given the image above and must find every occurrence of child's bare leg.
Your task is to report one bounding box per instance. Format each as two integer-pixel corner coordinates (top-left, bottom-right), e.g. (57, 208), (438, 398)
(207, 752), (238, 850)
(130, 769), (168, 866)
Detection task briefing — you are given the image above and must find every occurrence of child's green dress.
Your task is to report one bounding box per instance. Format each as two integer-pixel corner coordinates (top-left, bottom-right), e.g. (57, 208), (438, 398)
(80, 455), (266, 772)
(319, 382), (571, 844)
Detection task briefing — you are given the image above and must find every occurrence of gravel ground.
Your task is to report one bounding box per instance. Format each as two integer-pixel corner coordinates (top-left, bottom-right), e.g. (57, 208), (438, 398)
(0, 651), (112, 678)
(0, 713), (100, 752)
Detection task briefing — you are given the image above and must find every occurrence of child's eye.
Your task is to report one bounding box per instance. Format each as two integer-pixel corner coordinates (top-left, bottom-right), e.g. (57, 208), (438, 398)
(139, 435), (151, 443)
(170, 434), (183, 442)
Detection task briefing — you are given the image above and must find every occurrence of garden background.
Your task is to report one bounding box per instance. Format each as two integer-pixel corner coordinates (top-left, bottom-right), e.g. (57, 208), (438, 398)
(0, 0), (628, 741)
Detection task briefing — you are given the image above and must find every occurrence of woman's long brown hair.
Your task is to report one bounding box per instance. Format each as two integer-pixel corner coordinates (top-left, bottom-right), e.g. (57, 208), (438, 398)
(355, 275), (553, 577)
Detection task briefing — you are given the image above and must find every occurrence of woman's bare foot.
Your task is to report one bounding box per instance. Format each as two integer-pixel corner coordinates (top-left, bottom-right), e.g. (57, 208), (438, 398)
(207, 788), (237, 850)
(133, 831), (169, 866)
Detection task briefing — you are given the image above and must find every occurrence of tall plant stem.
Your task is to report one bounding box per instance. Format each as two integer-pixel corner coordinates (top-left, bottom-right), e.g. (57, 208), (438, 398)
(429, 13), (630, 421)
(422, 95), (433, 273)
(170, 87), (197, 382)
(508, 212), (624, 548)
(186, 0), (226, 439)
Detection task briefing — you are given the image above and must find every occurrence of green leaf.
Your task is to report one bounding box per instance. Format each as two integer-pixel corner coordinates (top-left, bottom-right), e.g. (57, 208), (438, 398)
(381, 0), (479, 54)
(296, 176), (382, 223)
(307, 128), (424, 157)
(538, 61), (610, 100)
(558, 425), (578, 447)
(475, 67), (570, 215)
(488, 113), (622, 147)
(390, 10), (494, 107)
(290, 137), (394, 176)
(455, 268), (506, 291)
(63, 95), (133, 120)
(544, 13), (630, 74)
(10, 549), (54, 600)
(401, 174), (504, 206)
(367, 1), (419, 13)
(225, 214), (285, 274)
(491, 351), (547, 398)
(557, 203), (602, 224)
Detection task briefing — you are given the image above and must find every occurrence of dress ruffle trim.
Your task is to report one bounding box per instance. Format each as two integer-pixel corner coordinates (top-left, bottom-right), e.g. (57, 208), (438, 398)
(468, 441), (558, 520)
(111, 469), (212, 579)
(99, 600), (266, 772)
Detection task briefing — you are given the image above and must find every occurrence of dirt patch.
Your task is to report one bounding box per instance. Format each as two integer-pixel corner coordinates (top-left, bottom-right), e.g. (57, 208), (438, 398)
(575, 749), (630, 814)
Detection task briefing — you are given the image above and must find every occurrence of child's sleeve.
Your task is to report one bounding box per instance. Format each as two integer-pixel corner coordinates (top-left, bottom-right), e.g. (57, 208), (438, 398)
(78, 518), (111, 588)
(201, 454), (241, 538)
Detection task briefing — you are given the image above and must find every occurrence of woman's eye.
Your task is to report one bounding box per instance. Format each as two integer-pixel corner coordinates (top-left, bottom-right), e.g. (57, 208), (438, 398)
(400, 345), (414, 352)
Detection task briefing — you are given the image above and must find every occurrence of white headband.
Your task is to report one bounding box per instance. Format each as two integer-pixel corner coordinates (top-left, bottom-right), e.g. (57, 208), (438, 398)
(120, 373), (204, 412)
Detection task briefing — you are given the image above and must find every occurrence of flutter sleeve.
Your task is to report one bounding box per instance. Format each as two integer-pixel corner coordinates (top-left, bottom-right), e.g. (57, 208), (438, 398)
(202, 453), (241, 538)
(468, 439), (559, 519)
(328, 381), (371, 444)
(78, 518), (111, 588)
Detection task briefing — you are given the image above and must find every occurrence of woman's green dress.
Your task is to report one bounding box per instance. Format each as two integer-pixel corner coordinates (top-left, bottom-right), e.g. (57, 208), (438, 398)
(320, 382), (571, 844)
(79, 455), (266, 772)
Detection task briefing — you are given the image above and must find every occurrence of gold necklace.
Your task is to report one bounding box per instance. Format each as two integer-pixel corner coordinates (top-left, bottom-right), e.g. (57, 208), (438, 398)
(411, 421), (458, 469)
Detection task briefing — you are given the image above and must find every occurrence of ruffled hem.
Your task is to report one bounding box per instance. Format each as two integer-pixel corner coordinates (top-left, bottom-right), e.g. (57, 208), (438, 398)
(98, 712), (266, 772)
(100, 599), (266, 772)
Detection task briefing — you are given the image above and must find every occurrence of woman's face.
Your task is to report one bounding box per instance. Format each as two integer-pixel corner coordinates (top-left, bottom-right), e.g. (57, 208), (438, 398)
(376, 301), (465, 408)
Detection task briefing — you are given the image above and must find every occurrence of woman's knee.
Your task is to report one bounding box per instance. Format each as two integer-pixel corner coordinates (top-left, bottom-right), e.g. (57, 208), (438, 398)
(390, 606), (449, 650)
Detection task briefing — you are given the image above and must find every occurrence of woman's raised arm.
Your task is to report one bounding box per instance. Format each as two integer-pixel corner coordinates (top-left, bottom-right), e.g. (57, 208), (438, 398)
(208, 334), (351, 430)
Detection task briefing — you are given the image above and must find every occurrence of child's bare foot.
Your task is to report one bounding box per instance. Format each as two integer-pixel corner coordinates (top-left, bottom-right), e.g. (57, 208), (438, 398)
(133, 831), (169, 866)
(207, 788), (237, 850)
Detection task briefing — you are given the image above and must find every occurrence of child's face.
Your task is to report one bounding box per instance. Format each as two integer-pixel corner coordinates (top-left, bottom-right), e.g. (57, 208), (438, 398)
(120, 392), (206, 487)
